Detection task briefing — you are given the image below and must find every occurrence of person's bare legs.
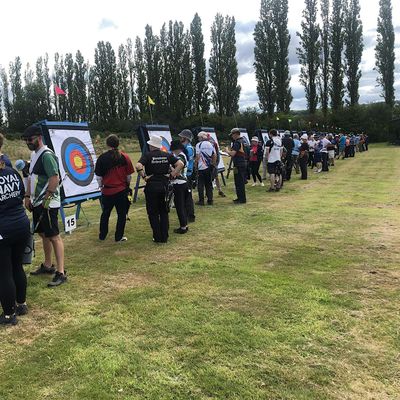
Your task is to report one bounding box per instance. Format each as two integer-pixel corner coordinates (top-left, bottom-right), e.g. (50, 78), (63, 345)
(269, 174), (275, 189)
(49, 235), (64, 274)
(39, 233), (53, 267)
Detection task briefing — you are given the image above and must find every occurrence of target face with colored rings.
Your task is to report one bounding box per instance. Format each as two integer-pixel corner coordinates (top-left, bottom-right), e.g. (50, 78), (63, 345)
(61, 137), (94, 186)
(160, 136), (170, 152)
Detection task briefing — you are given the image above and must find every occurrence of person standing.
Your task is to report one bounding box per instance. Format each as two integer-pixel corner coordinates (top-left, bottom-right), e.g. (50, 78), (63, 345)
(307, 133), (316, 168)
(226, 128), (248, 203)
(170, 140), (189, 234)
(0, 160), (30, 325)
(207, 134), (226, 197)
(320, 134), (330, 172)
(95, 134), (135, 242)
(195, 131), (216, 206)
(265, 129), (283, 192)
(282, 131), (294, 181)
(136, 136), (183, 243)
(299, 134), (309, 180)
(22, 125), (66, 287)
(178, 129), (195, 223)
(292, 134), (301, 174)
(249, 136), (264, 186)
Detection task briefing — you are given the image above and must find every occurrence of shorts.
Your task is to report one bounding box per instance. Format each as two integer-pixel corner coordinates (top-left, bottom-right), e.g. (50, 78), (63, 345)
(339, 146), (345, 153)
(267, 161), (281, 175)
(328, 150), (335, 158)
(33, 206), (60, 237)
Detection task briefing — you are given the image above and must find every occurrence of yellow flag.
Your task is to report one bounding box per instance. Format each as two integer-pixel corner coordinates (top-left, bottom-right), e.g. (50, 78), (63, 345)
(147, 95), (155, 106)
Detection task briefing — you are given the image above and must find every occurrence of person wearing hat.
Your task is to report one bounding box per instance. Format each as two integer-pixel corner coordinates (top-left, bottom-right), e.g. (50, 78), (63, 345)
(195, 131), (216, 206)
(264, 129), (283, 192)
(225, 128), (247, 203)
(22, 125), (67, 287)
(95, 134), (135, 242)
(136, 136), (184, 243)
(178, 129), (195, 222)
(299, 134), (309, 180)
(170, 140), (189, 234)
(249, 136), (264, 186)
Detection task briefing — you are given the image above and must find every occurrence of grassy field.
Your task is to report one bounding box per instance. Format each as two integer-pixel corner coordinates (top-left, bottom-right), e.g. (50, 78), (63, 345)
(0, 142), (399, 399)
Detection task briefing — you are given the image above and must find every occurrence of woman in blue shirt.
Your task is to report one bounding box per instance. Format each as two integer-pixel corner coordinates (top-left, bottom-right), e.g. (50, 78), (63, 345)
(292, 134), (301, 174)
(0, 163), (30, 325)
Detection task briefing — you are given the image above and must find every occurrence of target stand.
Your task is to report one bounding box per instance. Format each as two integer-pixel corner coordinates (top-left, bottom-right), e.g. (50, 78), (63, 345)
(38, 120), (101, 230)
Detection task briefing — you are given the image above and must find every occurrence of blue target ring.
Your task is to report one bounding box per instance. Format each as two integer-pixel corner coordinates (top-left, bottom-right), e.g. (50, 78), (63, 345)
(61, 137), (94, 186)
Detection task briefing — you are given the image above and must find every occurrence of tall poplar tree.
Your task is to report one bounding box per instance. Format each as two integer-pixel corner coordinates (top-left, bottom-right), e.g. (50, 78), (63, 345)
(190, 13), (209, 114)
(375, 0), (396, 108)
(209, 13), (240, 116)
(344, 0), (363, 105)
(74, 50), (87, 121)
(254, 0), (277, 117)
(0, 67), (11, 124)
(134, 36), (147, 116)
(64, 53), (75, 120)
(117, 44), (130, 120)
(126, 38), (137, 119)
(297, 0), (321, 114)
(272, 0), (292, 112)
(319, 0), (330, 115)
(329, 0), (345, 110)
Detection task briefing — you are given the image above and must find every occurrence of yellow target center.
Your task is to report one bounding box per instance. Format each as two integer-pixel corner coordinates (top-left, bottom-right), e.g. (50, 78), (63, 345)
(74, 155), (83, 169)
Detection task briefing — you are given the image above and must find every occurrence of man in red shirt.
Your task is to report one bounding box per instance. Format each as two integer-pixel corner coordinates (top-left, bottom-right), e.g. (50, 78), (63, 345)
(95, 135), (135, 242)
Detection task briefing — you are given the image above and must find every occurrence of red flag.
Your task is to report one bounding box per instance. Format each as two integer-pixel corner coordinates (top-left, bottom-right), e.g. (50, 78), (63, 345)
(55, 85), (66, 95)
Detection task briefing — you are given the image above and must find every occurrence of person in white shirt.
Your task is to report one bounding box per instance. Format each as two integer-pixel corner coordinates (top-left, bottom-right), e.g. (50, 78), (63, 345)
(195, 131), (216, 206)
(320, 134), (330, 172)
(265, 129), (283, 192)
(307, 134), (316, 168)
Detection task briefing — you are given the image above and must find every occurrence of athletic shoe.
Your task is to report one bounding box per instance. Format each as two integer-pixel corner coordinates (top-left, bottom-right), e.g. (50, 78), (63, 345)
(195, 201), (205, 206)
(31, 263), (56, 276)
(218, 191), (226, 197)
(251, 183), (257, 187)
(207, 201), (213, 206)
(260, 182), (265, 187)
(47, 271), (67, 288)
(233, 199), (246, 204)
(116, 237), (128, 242)
(15, 304), (28, 316)
(267, 188), (275, 192)
(174, 227), (189, 234)
(0, 314), (17, 326)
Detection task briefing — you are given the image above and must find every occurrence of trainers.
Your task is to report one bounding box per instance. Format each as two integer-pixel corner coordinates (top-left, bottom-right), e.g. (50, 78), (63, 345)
(47, 271), (67, 288)
(31, 263), (56, 276)
(251, 183), (257, 187)
(116, 237), (128, 242)
(260, 182), (265, 187)
(0, 314), (17, 326)
(218, 191), (226, 197)
(15, 304), (28, 316)
(174, 227), (189, 234)
(267, 188), (275, 192)
(207, 201), (213, 206)
(195, 201), (205, 206)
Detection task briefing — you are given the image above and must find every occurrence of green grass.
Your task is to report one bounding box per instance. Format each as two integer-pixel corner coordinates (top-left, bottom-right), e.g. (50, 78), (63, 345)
(0, 143), (399, 399)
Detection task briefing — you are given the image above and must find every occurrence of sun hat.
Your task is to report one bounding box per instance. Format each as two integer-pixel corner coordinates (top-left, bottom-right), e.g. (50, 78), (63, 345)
(178, 129), (193, 142)
(229, 128), (241, 136)
(284, 130), (291, 136)
(147, 136), (163, 149)
(197, 131), (208, 140)
(251, 136), (259, 142)
(301, 134), (308, 140)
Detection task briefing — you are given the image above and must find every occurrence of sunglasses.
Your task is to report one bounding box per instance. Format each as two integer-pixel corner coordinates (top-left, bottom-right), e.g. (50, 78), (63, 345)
(24, 136), (39, 143)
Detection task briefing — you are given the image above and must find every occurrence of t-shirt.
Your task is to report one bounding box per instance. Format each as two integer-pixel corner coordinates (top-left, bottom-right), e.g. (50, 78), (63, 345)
(339, 136), (346, 147)
(183, 143), (194, 176)
(292, 139), (301, 156)
(299, 142), (309, 153)
(266, 137), (282, 163)
(30, 149), (60, 208)
(231, 138), (247, 167)
(0, 166), (30, 240)
(138, 150), (178, 193)
(95, 151), (134, 196)
(320, 138), (330, 153)
(171, 152), (187, 185)
(0, 154), (12, 168)
(307, 139), (316, 152)
(195, 141), (215, 170)
(249, 145), (259, 162)
(282, 137), (294, 155)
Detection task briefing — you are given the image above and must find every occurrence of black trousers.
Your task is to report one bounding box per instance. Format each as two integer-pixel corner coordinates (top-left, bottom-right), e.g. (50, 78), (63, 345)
(299, 154), (308, 179)
(99, 190), (128, 241)
(249, 160), (262, 183)
(197, 168), (213, 203)
(145, 190), (169, 242)
(0, 233), (29, 315)
(173, 183), (188, 227)
(185, 175), (195, 220)
(234, 164), (247, 203)
(285, 155), (293, 181)
(308, 152), (314, 167)
(321, 152), (329, 171)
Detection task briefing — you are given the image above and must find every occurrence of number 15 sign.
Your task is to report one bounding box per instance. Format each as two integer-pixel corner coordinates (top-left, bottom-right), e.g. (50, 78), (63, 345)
(65, 215), (77, 233)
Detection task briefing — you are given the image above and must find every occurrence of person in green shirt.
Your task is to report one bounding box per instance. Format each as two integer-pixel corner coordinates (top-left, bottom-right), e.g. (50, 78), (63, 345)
(22, 125), (66, 287)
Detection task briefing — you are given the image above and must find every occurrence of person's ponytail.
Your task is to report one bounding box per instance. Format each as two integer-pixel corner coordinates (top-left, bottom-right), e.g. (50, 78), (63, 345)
(106, 134), (122, 165)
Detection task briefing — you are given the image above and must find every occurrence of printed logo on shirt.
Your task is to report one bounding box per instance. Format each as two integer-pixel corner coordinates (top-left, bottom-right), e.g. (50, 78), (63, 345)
(0, 174), (21, 202)
(151, 157), (169, 165)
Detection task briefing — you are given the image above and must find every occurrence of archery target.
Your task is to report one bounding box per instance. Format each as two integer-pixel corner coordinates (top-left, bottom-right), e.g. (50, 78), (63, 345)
(61, 137), (94, 186)
(49, 128), (100, 200)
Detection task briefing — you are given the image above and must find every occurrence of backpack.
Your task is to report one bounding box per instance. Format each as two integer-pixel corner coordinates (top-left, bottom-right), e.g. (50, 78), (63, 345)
(237, 138), (250, 160)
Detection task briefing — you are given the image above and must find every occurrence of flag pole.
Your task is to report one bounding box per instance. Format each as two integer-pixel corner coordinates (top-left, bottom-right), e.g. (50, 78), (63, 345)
(149, 104), (154, 124)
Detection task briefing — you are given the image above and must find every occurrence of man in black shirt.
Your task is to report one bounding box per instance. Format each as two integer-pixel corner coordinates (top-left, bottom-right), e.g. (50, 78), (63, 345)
(226, 128), (247, 204)
(136, 136), (184, 243)
(282, 131), (294, 181)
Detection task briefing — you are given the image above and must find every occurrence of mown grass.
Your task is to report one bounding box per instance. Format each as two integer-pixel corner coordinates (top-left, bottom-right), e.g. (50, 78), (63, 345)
(0, 143), (399, 399)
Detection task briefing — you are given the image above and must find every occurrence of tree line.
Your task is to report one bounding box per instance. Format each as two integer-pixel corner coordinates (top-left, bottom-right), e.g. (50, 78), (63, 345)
(0, 0), (397, 140)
